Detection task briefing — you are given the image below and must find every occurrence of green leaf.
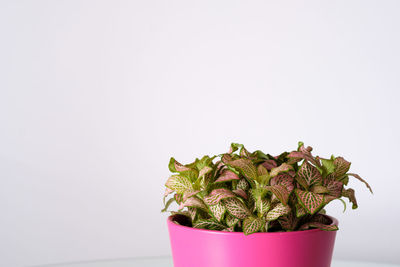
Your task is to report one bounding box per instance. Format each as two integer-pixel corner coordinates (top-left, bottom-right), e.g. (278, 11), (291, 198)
(165, 175), (193, 194)
(243, 216), (263, 235)
(295, 189), (324, 215)
(223, 197), (251, 219)
(266, 203), (291, 221)
(203, 188), (236, 206)
(228, 143), (243, 154)
(321, 157), (336, 177)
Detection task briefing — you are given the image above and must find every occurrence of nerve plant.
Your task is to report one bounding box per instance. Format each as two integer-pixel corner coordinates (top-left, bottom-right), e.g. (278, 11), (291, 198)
(162, 143), (372, 235)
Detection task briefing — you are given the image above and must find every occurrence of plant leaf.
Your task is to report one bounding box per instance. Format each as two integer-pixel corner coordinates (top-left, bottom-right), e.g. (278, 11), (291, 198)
(342, 188), (358, 209)
(261, 160), (278, 170)
(214, 169), (240, 183)
(296, 204), (307, 217)
(223, 197), (251, 219)
(311, 185), (329, 194)
(165, 175), (194, 194)
(179, 196), (208, 211)
(333, 157), (351, 178)
(228, 158), (258, 181)
(321, 157), (336, 176)
(193, 218), (226, 230)
(226, 213), (240, 227)
(237, 178), (249, 191)
(243, 216), (263, 235)
(265, 185), (290, 205)
(169, 157), (191, 172)
(161, 197), (175, 212)
(347, 173), (373, 193)
(295, 189), (324, 214)
(270, 163), (293, 178)
(270, 173), (295, 192)
(266, 203), (291, 221)
(233, 188), (248, 200)
(256, 198), (271, 216)
(209, 202), (226, 222)
(325, 180), (343, 198)
(297, 161), (323, 187)
(299, 222), (338, 231)
(203, 188), (236, 206)
(278, 212), (299, 231)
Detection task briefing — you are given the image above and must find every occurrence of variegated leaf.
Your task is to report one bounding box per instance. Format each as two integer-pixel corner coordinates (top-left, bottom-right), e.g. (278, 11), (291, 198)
(226, 213), (239, 227)
(270, 163), (293, 178)
(243, 216), (263, 235)
(296, 204), (307, 217)
(204, 188), (236, 205)
(209, 202), (226, 222)
(333, 157), (351, 178)
(299, 222), (338, 231)
(265, 185), (290, 205)
(179, 196), (208, 211)
(256, 198), (271, 216)
(297, 161), (323, 187)
(311, 185), (329, 194)
(228, 158), (258, 181)
(270, 173), (295, 192)
(182, 190), (200, 202)
(342, 188), (358, 209)
(223, 197), (251, 219)
(266, 203), (291, 221)
(325, 180), (343, 198)
(199, 166), (213, 178)
(168, 157), (191, 172)
(193, 218), (226, 230)
(174, 193), (183, 204)
(295, 189), (324, 214)
(188, 207), (197, 221)
(257, 164), (268, 176)
(233, 188), (248, 200)
(261, 160), (278, 170)
(278, 212), (299, 231)
(347, 173), (373, 193)
(237, 178), (249, 191)
(222, 226), (235, 232)
(165, 175), (194, 194)
(161, 197), (175, 212)
(215, 169), (240, 183)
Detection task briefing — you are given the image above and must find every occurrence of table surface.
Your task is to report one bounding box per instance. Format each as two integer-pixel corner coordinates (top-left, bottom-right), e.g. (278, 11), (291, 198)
(37, 256), (400, 267)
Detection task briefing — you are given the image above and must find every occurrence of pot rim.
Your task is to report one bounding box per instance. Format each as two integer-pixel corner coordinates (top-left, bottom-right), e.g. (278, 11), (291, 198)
(167, 214), (338, 236)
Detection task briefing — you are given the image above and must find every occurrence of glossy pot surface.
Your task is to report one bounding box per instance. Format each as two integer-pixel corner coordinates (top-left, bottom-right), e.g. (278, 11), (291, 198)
(167, 215), (338, 267)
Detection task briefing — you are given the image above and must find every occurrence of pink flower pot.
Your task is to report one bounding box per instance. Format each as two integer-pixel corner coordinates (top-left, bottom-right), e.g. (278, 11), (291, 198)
(167, 215), (338, 267)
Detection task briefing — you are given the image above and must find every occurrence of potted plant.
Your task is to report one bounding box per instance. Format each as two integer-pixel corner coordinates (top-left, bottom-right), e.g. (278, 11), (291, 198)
(162, 142), (372, 267)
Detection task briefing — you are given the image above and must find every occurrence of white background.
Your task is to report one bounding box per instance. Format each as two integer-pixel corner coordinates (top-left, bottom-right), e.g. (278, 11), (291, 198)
(1, 0), (400, 266)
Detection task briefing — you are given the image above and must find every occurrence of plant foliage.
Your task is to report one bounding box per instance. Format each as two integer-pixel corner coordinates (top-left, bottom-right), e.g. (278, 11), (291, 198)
(162, 142), (372, 235)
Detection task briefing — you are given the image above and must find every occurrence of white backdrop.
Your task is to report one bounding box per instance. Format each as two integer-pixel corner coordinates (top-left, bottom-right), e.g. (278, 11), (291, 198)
(1, 0), (400, 266)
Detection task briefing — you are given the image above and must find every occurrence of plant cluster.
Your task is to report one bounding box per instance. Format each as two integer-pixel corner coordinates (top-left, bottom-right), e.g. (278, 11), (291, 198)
(162, 142), (372, 235)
